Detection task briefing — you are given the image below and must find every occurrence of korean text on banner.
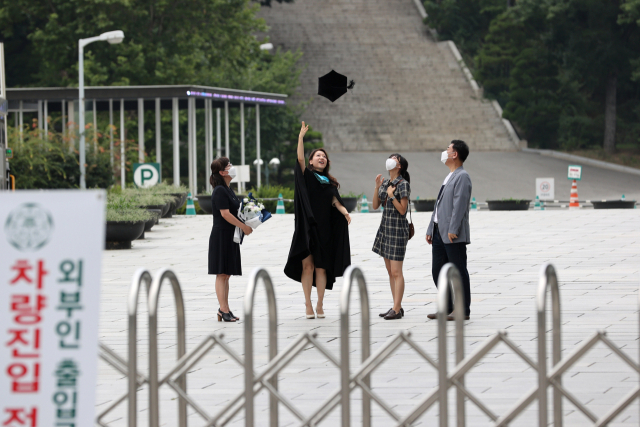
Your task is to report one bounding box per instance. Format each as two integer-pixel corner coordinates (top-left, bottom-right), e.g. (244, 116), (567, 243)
(0, 190), (106, 427)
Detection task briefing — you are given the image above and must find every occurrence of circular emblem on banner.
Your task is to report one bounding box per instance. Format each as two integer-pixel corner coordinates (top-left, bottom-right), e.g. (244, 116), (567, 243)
(4, 203), (54, 252)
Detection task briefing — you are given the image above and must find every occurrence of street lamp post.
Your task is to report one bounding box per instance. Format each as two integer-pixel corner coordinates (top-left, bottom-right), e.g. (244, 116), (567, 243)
(253, 158), (264, 186)
(253, 157), (280, 187)
(78, 30), (124, 189)
(268, 158), (280, 187)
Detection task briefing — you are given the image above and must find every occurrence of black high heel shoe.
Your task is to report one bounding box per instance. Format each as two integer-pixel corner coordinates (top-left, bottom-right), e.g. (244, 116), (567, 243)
(228, 310), (240, 321)
(217, 309), (236, 322)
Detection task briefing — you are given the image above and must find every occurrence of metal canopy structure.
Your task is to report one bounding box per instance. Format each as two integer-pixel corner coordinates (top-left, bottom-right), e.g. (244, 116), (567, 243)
(6, 85), (287, 194)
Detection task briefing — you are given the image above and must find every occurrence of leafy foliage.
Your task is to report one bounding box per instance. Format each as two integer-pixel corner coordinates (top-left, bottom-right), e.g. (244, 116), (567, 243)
(1, 0), (319, 190)
(106, 208), (152, 222)
(254, 0), (294, 6)
(424, 0), (640, 151)
(247, 185), (294, 213)
(424, 0), (507, 59)
(7, 127), (114, 189)
(1, 0), (267, 87)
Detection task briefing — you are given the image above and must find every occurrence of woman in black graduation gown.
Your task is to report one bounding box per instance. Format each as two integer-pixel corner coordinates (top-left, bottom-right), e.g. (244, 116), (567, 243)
(209, 157), (253, 322)
(284, 122), (352, 319)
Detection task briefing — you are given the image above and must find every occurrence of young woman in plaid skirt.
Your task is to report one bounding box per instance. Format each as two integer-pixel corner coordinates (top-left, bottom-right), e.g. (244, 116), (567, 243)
(372, 154), (411, 320)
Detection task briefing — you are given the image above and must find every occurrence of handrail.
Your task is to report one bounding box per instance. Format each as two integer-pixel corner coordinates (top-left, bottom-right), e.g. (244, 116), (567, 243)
(437, 263), (465, 427)
(536, 263), (562, 427)
(128, 268), (152, 427)
(339, 266), (371, 427)
(243, 267), (279, 427)
(148, 268), (187, 427)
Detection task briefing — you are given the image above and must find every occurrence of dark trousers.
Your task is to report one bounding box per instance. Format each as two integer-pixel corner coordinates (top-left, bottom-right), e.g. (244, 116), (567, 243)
(432, 224), (471, 316)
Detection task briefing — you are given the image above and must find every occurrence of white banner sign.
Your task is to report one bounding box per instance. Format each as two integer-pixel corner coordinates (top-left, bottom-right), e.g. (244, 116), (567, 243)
(535, 177), (555, 200)
(0, 190), (105, 427)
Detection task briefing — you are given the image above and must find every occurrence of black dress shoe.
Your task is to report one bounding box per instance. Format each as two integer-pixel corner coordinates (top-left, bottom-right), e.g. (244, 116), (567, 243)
(379, 308), (392, 317)
(380, 308), (404, 317)
(384, 309), (402, 320)
(228, 310), (240, 321)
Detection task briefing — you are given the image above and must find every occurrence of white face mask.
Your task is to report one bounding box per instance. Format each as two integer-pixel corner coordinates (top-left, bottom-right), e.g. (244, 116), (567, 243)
(440, 150), (450, 164)
(385, 158), (397, 171)
(227, 166), (237, 178)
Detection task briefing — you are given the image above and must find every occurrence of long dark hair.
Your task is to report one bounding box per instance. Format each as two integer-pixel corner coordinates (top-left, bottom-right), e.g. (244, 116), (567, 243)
(389, 153), (410, 183)
(308, 148), (340, 189)
(210, 157), (230, 188)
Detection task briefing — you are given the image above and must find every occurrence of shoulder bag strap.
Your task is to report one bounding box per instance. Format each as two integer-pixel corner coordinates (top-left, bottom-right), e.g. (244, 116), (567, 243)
(396, 179), (412, 223)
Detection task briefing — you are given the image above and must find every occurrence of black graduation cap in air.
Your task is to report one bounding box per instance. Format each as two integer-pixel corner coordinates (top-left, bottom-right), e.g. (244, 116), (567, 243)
(318, 70), (355, 102)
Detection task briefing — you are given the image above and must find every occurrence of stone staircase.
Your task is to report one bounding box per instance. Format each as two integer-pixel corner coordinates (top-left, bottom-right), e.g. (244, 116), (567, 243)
(258, 0), (517, 152)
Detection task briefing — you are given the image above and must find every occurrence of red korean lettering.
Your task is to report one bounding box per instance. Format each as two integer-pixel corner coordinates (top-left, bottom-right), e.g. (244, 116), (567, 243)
(10, 295), (46, 325)
(2, 407), (37, 426)
(6, 329), (40, 358)
(6, 363), (40, 393)
(9, 261), (32, 286)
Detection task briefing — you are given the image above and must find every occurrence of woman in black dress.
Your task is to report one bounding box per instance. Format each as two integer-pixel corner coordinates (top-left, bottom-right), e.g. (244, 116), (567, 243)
(209, 157), (253, 322)
(284, 122), (352, 319)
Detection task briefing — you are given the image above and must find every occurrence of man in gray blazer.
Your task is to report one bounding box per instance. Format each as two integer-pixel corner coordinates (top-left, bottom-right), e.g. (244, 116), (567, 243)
(426, 140), (472, 320)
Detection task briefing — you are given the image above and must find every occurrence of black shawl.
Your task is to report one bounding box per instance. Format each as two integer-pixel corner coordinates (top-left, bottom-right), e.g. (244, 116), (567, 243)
(284, 162), (351, 290)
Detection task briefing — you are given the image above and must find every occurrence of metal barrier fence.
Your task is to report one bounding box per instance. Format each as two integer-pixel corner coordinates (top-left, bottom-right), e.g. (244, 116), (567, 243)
(98, 263), (639, 426)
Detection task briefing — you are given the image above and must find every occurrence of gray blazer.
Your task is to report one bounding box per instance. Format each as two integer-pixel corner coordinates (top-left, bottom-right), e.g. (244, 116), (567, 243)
(426, 167), (472, 244)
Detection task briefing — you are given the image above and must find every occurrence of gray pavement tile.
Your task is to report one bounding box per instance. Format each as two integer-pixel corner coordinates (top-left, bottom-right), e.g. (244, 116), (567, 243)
(96, 211), (640, 426)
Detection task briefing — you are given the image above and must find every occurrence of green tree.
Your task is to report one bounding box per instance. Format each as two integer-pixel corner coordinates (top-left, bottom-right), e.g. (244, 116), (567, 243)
(1, 0), (317, 190)
(544, 0), (640, 153)
(1, 0), (274, 87)
(7, 127), (114, 189)
(444, 0), (640, 151)
(424, 0), (507, 60)
(253, 0), (294, 6)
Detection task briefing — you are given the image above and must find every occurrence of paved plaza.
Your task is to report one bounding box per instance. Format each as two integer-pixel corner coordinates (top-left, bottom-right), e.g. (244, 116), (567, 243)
(97, 209), (640, 426)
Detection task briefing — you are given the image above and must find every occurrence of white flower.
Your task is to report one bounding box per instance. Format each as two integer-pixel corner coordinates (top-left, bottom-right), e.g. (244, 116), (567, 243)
(243, 198), (249, 203)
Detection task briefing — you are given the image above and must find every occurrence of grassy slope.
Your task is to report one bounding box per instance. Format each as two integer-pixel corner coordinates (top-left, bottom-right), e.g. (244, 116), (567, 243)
(561, 148), (640, 170)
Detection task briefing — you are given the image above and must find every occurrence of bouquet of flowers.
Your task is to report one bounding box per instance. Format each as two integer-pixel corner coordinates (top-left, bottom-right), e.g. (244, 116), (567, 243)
(233, 192), (272, 244)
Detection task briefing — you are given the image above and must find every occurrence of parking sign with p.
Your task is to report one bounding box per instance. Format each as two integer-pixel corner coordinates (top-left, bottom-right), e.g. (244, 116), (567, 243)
(133, 163), (161, 188)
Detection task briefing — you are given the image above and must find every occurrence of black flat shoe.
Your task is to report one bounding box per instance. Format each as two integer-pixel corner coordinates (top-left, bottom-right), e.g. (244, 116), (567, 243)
(217, 309), (236, 322)
(384, 309), (402, 320)
(380, 308), (404, 317)
(379, 308), (392, 317)
(228, 310), (240, 321)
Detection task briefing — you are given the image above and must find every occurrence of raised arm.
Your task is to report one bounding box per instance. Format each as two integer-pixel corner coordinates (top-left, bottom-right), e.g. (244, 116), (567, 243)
(297, 121), (309, 172)
(372, 174), (384, 210)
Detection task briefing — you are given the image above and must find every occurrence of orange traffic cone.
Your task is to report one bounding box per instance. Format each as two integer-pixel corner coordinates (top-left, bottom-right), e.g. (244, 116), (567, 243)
(569, 179), (580, 209)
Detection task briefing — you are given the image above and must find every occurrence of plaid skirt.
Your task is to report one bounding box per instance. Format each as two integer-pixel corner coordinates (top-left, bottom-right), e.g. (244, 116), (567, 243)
(372, 207), (410, 261)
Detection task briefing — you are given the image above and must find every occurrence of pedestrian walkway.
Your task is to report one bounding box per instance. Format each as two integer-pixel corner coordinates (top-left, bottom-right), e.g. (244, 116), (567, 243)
(97, 210), (640, 426)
